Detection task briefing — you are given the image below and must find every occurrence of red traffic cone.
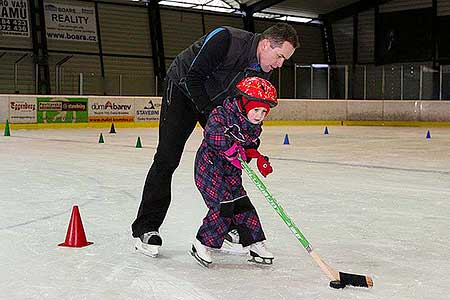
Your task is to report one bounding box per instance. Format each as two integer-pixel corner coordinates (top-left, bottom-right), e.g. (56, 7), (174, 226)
(58, 206), (93, 248)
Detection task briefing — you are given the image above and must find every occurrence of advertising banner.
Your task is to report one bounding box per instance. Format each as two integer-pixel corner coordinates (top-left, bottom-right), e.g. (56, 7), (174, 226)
(37, 97), (88, 123)
(135, 97), (161, 122)
(0, 0), (30, 37)
(44, 1), (97, 42)
(89, 97), (134, 122)
(9, 96), (36, 123)
(0, 96), (8, 123)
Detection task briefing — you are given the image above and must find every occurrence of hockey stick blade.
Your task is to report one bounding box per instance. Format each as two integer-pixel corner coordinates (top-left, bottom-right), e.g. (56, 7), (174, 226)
(238, 157), (373, 288)
(339, 272), (373, 288)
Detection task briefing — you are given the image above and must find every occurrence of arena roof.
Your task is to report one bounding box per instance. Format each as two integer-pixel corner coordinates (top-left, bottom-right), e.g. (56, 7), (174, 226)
(101, 0), (370, 24)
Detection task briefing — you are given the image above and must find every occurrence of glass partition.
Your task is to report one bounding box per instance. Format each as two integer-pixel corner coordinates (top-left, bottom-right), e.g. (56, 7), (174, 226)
(0, 50), (449, 100)
(442, 66), (450, 100)
(294, 63), (449, 100)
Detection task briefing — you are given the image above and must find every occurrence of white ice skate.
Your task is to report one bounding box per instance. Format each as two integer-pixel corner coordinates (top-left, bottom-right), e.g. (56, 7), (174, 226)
(220, 229), (248, 255)
(247, 241), (274, 265)
(190, 238), (212, 268)
(134, 231), (162, 258)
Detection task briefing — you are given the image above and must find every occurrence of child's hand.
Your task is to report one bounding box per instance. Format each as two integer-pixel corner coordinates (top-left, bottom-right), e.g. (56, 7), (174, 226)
(256, 156), (272, 177)
(224, 143), (246, 169)
(245, 149), (273, 177)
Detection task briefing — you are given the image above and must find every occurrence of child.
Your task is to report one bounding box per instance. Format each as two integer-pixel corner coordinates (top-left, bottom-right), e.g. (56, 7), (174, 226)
(190, 76), (277, 267)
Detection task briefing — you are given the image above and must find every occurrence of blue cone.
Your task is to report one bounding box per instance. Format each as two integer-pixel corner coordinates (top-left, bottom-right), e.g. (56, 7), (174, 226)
(283, 133), (290, 145)
(324, 126), (329, 135)
(426, 130), (431, 139)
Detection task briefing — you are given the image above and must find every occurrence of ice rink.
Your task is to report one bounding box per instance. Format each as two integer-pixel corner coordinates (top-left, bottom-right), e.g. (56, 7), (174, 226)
(1, 125), (449, 300)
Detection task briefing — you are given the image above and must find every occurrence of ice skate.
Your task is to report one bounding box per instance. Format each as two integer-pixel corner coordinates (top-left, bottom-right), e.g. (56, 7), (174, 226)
(220, 229), (248, 255)
(190, 238), (212, 268)
(134, 231), (162, 258)
(247, 241), (274, 265)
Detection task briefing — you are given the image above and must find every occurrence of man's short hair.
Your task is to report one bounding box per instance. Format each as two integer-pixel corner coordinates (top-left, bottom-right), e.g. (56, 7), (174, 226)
(261, 23), (300, 49)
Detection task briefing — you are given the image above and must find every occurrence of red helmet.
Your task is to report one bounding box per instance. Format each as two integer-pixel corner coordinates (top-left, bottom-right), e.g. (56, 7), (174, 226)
(235, 77), (278, 108)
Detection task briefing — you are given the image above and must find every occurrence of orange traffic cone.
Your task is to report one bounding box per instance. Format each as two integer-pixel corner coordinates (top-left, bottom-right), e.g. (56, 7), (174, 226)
(58, 205), (93, 248)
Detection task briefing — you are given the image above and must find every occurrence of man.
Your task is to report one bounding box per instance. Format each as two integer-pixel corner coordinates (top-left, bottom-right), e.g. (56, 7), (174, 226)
(132, 23), (299, 257)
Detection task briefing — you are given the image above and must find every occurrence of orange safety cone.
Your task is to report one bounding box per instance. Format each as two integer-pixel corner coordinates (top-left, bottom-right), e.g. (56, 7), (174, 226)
(58, 205), (93, 248)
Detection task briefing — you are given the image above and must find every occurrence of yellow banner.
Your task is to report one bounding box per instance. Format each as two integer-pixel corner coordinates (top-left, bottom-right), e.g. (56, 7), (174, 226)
(88, 116), (134, 122)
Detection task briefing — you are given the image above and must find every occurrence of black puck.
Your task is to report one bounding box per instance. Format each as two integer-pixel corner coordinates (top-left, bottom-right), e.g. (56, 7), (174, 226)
(329, 280), (345, 289)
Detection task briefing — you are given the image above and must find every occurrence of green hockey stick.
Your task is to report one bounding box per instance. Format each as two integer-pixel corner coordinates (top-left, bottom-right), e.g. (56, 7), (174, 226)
(239, 157), (373, 289)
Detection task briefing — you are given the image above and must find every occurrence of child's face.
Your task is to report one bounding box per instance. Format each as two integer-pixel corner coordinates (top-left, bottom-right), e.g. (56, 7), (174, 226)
(247, 107), (268, 124)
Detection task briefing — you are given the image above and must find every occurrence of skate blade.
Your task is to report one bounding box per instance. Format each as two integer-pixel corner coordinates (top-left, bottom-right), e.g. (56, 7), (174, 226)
(189, 249), (211, 268)
(135, 241), (159, 258)
(218, 240), (249, 256)
(248, 256), (273, 265)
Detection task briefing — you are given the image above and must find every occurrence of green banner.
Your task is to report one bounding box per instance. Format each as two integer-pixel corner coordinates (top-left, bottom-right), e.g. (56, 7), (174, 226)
(37, 97), (88, 123)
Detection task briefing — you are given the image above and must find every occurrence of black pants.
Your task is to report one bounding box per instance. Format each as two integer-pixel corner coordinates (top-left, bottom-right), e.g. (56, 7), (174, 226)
(131, 79), (206, 237)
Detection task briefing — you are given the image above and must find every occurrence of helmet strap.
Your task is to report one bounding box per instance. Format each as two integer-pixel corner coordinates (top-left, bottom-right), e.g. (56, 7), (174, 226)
(237, 96), (246, 115)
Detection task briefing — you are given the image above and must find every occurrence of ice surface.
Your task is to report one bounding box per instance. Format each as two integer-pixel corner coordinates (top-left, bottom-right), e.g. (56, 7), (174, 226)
(1, 126), (449, 299)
